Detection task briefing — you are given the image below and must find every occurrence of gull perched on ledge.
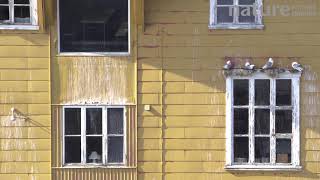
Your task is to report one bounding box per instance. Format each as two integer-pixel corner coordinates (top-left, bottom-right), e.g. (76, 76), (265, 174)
(292, 62), (303, 72)
(223, 60), (233, 70)
(244, 62), (255, 70)
(262, 58), (274, 70)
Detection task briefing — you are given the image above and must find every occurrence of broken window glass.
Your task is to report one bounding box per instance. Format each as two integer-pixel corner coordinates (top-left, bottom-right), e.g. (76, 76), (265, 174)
(108, 108), (124, 135)
(108, 137), (124, 163)
(255, 137), (270, 163)
(255, 109), (270, 134)
(65, 137), (81, 163)
(255, 79), (270, 105)
(87, 137), (102, 163)
(234, 79), (249, 105)
(234, 137), (249, 163)
(86, 108), (102, 135)
(276, 110), (292, 133)
(276, 80), (291, 106)
(59, 0), (129, 52)
(65, 108), (81, 135)
(234, 108), (248, 134)
(276, 139), (291, 163)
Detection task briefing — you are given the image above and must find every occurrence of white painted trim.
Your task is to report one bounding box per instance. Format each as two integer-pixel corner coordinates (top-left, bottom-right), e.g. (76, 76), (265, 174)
(57, 0), (130, 55)
(225, 165), (302, 171)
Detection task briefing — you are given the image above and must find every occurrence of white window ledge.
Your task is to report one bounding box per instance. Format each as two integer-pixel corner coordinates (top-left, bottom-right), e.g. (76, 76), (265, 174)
(225, 165), (302, 171)
(209, 24), (264, 30)
(0, 25), (39, 30)
(56, 165), (131, 169)
(58, 52), (130, 57)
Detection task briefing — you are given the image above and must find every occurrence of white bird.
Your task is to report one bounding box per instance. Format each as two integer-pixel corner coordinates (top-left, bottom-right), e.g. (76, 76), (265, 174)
(292, 62), (303, 72)
(262, 58), (274, 70)
(244, 62), (255, 70)
(223, 60), (233, 70)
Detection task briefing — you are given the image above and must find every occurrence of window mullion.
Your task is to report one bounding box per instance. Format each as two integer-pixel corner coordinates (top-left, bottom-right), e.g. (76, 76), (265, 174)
(292, 78), (300, 166)
(9, 0), (14, 24)
(234, 0), (238, 24)
(248, 79), (255, 164)
(103, 107), (108, 165)
(81, 107), (86, 164)
(270, 79), (276, 164)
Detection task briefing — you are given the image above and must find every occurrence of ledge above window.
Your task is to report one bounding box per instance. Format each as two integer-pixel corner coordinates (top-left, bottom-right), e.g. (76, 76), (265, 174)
(0, 25), (39, 30)
(208, 24), (264, 30)
(225, 165), (303, 171)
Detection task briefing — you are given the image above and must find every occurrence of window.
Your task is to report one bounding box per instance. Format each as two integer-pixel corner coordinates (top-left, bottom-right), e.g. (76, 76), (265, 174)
(0, 0), (38, 30)
(63, 106), (126, 166)
(225, 72), (301, 170)
(209, 0), (263, 29)
(58, 0), (129, 54)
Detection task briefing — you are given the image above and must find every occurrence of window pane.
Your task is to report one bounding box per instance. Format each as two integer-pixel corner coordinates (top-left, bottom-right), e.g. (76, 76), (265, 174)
(276, 139), (291, 163)
(59, 0), (129, 52)
(276, 80), (291, 106)
(0, 0), (8, 4)
(86, 108), (102, 135)
(14, 6), (30, 23)
(86, 137), (102, 163)
(234, 137), (248, 163)
(108, 137), (124, 163)
(276, 110), (292, 133)
(255, 109), (270, 134)
(234, 108), (248, 134)
(255, 79), (270, 105)
(217, 7), (234, 23)
(14, 0), (29, 4)
(239, 0), (255, 5)
(255, 137), (270, 163)
(65, 137), (81, 163)
(0, 6), (9, 21)
(65, 108), (81, 135)
(217, 0), (233, 5)
(108, 108), (124, 134)
(239, 7), (255, 23)
(234, 79), (249, 105)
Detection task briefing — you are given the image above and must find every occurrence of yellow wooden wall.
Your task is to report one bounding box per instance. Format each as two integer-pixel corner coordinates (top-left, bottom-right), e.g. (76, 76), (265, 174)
(137, 0), (320, 179)
(0, 0), (51, 179)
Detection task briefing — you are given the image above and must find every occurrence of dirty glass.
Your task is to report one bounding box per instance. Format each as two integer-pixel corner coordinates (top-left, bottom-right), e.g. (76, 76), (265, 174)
(65, 137), (81, 163)
(0, 6), (9, 21)
(234, 137), (249, 163)
(234, 79), (249, 105)
(239, 0), (255, 5)
(275, 110), (292, 133)
(86, 108), (102, 135)
(276, 80), (291, 106)
(108, 137), (124, 163)
(14, 6), (30, 23)
(59, 0), (129, 52)
(234, 108), (248, 134)
(255, 137), (270, 163)
(14, 0), (29, 4)
(86, 137), (102, 163)
(108, 108), (124, 134)
(217, 6), (234, 23)
(65, 108), (81, 135)
(217, 0), (233, 5)
(255, 109), (270, 134)
(255, 79), (270, 105)
(239, 6), (255, 23)
(276, 139), (291, 163)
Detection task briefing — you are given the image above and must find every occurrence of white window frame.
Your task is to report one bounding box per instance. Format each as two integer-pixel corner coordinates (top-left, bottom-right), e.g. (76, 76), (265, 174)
(0, 0), (38, 30)
(209, 0), (263, 29)
(62, 106), (127, 167)
(225, 72), (302, 171)
(57, 0), (131, 56)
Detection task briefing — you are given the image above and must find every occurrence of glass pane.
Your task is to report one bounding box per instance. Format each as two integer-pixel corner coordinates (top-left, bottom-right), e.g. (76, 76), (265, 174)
(217, 7), (234, 23)
(255, 79), (270, 105)
(276, 80), (291, 106)
(0, 0), (8, 4)
(108, 136), (124, 163)
(255, 137), (270, 163)
(234, 108), (248, 134)
(239, 7), (255, 23)
(234, 137), (248, 163)
(65, 108), (81, 135)
(86, 137), (102, 163)
(86, 108), (102, 135)
(108, 108), (124, 134)
(217, 0), (233, 5)
(276, 139), (291, 163)
(234, 79), (249, 105)
(276, 110), (292, 133)
(239, 0), (255, 5)
(14, 0), (29, 4)
(14, 6), (30, 23)
(255, 109), (270, 134)
(65, 137), (81, 163)
(0, 6), (9, 21)
(59, 0), (129, 52)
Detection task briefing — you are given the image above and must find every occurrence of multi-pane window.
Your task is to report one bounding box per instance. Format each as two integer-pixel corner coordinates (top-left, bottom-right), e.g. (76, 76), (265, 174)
(0, 0), (38, 29)
(63, 106), (126, 165)
(209, 0), (263, 29)
(226, 73), (301, 170)
(59, 0), (129, 53)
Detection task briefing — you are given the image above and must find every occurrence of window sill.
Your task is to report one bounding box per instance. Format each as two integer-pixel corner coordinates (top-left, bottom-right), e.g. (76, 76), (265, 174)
(225, 165), (302, 171)
(209, 24), (264, 30)
(57, 52), (130, 57)
(0, 25), (39, 30)
(60, 164), (130, 169)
